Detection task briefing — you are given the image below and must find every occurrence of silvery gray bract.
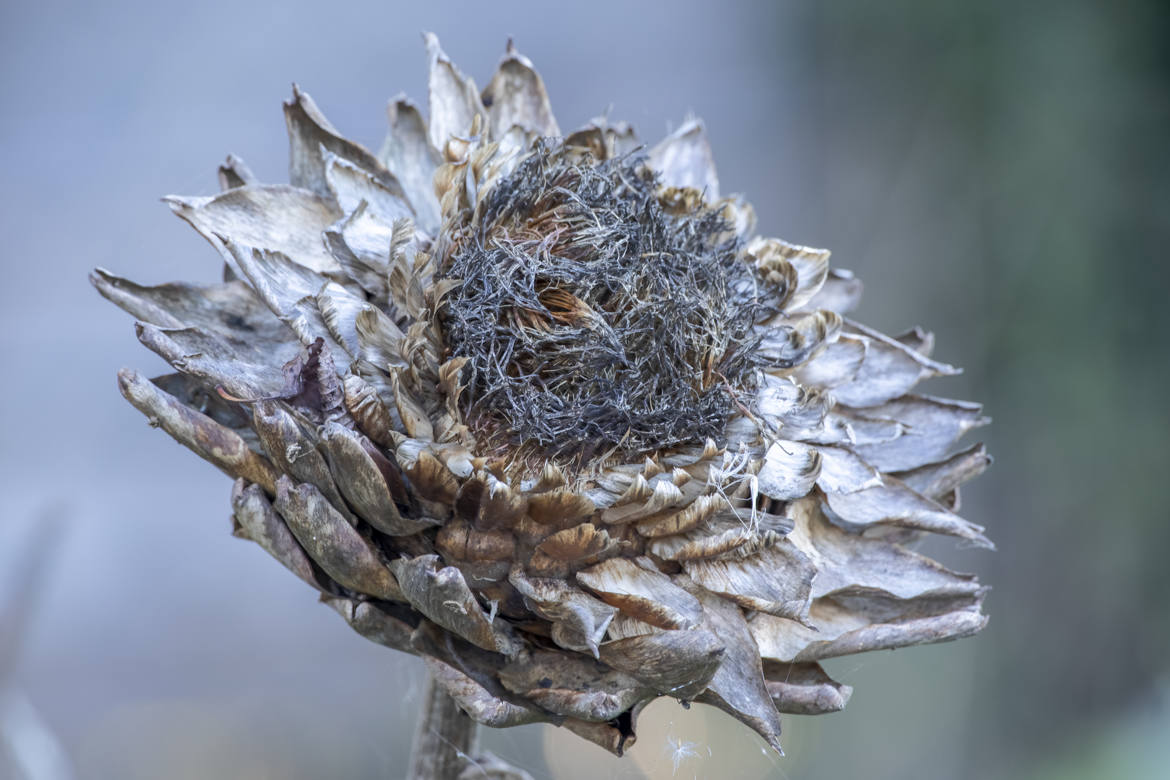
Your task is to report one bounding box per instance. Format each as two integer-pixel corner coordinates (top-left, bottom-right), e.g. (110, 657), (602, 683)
(93, 34), (991, 756)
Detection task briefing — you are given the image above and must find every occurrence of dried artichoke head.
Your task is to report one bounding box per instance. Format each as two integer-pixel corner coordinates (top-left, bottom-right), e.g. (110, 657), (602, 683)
(93, 33), (991, 757)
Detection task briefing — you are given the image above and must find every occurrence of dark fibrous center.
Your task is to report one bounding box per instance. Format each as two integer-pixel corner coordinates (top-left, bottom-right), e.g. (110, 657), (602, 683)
(439, 140), (761, 462)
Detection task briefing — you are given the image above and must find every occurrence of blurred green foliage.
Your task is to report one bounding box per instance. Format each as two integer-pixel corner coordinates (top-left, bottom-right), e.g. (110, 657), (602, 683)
(777, 1), (1170, 777)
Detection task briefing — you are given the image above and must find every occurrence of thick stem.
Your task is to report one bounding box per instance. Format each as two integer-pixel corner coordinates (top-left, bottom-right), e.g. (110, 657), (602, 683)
(407, 669), (479, 780)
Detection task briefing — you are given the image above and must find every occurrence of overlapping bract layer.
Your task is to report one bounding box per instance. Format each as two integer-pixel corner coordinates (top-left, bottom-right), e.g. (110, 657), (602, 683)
(94, 34), (991, 756)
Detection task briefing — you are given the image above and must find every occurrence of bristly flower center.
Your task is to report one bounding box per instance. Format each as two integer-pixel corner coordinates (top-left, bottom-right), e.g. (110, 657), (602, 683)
(438, 140), (762, 463)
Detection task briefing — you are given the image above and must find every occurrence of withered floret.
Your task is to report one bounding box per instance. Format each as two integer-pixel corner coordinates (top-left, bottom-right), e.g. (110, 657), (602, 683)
(440, 140), (762, 460)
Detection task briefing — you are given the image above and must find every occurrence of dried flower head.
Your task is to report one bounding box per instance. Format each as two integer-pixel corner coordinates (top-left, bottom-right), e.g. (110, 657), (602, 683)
(93, 34), (991, 758)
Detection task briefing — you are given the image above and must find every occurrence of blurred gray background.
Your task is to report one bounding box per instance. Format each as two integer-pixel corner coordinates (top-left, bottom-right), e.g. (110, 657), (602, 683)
(2, 0), (1167, 778)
